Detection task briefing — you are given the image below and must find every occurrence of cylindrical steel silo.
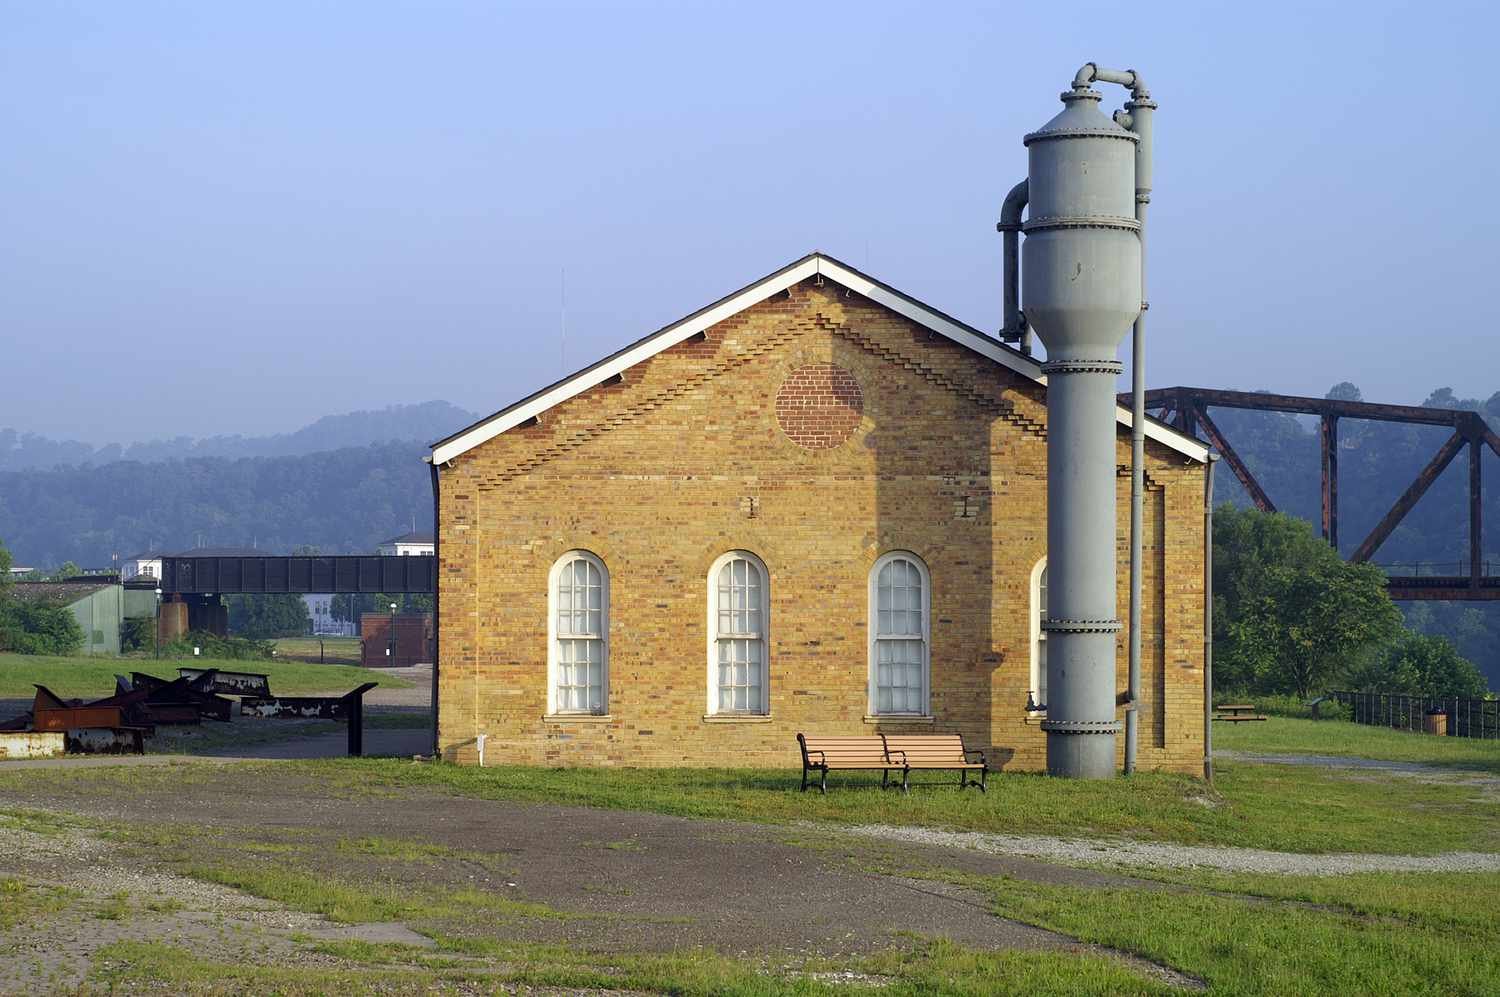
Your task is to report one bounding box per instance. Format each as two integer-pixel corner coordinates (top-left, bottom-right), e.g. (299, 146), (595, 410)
(1022, 83), (1142, 778)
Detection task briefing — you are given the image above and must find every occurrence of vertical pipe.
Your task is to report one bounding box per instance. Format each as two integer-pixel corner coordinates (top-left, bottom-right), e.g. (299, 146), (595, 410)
(997, 179), (1030, 354)
(428, 459), (441, 760)
(1123, 89), (1154, 776)
(1203, 455), (1217, 784)
(1470, 436), (1482, 589)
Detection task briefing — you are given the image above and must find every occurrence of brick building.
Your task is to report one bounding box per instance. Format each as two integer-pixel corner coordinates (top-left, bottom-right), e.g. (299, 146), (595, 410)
(429, 254), (1210, 774)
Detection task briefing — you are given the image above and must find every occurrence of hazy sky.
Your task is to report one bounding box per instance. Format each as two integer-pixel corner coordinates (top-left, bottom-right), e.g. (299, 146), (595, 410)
(3, 0), (1495, 444)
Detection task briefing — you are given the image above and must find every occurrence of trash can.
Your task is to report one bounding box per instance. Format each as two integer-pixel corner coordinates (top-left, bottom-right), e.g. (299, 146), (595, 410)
(1423, 709), (1448, 736)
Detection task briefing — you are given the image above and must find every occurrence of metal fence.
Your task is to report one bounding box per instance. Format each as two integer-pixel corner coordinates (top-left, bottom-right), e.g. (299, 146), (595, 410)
(1332, 691), (1500, 740)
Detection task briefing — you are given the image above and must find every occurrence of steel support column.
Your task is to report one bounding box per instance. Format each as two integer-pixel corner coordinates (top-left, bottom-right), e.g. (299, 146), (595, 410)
(1471, 437), (1483, 590)
(1321, 415), (1339, 549)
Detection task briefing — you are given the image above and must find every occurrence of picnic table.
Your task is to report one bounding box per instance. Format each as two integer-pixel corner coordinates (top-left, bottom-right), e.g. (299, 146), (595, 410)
(1213, 703), (1268, 723)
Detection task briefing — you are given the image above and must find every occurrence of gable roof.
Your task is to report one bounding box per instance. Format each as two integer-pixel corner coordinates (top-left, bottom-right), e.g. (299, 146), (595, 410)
(9, 581), (116, 606)
(380, 531), (434, 546)
(430, 252), (1209, 465)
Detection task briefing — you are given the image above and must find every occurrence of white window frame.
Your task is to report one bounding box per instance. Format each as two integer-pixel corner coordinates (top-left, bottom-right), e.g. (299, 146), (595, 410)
(1029, 557), (1047, 715)
(547, 550), (609, 716)
(705, 551), (770, 715)
(867, 551), (931, 717)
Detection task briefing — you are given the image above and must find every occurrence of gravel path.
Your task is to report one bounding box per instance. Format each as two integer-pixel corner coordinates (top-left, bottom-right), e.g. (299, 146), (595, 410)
(840, 824), (1500, 875)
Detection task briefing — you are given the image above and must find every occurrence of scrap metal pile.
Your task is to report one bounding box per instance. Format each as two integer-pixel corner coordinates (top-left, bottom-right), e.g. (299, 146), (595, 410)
(0, 668), (377, 756)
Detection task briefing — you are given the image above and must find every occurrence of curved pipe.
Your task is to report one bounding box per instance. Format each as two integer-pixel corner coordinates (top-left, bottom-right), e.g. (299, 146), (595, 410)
(1072, 62), (1149, 99)
(996, 179), (1030, 354)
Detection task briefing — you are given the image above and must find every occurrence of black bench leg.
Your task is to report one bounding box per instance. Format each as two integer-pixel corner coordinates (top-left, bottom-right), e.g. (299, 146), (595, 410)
(959, 769), (967, 791)
(901, 767), (909, 794)
(978, 768), (987, 793)
(820, 765), (828, 795)
(801, 766), (809, 793)
(881, 769), (889, 790)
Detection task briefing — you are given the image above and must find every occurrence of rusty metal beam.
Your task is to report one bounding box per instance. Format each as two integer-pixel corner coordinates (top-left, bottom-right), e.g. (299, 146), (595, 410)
(1351, 431), (1467, 563)
(1139, 387), (1468, 427)
(1193, 405), (1276, 512)
(1472, 438), (1483, 589)
(1321, 415), (1339, 548)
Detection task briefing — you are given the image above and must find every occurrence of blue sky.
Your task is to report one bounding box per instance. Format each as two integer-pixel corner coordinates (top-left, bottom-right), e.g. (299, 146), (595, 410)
(2, 0), (1494, 443)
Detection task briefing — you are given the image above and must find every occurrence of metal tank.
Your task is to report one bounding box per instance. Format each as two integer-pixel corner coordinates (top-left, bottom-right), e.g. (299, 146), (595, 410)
(1019, 67), (1148, 778)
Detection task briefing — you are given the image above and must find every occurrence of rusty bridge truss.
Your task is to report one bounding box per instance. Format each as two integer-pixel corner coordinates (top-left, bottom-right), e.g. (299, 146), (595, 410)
(1138, 387), (1500, 601)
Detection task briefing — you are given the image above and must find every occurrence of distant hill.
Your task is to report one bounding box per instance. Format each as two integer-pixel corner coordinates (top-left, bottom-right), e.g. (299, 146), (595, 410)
(0, 441), (435, 569)
(0, 401), (478, 472)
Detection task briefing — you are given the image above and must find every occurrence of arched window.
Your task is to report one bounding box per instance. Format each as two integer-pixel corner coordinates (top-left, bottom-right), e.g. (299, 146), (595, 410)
(707, 551), (769, 714)
(1030, 558), (1048, 713)
(548, 551), (608, 715)
(868, 552), (930, 716)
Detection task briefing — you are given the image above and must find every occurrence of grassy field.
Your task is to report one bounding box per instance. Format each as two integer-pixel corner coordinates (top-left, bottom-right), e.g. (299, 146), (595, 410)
(0, 652), (411, 699)
(273, 636), (363, 665)
(4, 718), (1499, 993)
(1217, 713), (1500, 772)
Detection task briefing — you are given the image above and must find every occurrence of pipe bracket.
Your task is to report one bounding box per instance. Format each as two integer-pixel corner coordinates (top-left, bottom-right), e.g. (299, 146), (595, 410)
(1039, 360), (1124, 376)
(1042, 618), (1123, 634)
(1040, 719), (1122, 734)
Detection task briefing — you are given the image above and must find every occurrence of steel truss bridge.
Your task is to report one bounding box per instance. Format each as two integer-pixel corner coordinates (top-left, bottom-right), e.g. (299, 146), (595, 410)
(158, 555), (435, 596)
(1138, 387), (1500, 601)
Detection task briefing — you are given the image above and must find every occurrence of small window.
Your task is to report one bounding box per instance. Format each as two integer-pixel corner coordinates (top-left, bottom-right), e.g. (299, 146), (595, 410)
(868, 552), (930, 715)
(548, 551), (608, 714)
(1030, 558), (1048, 712)
(707, 552), (769, 714)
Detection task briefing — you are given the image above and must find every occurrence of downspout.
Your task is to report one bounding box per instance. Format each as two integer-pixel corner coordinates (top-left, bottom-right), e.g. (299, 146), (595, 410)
(1203, 454), (1218, 783)
(427, 457), (441, 761)
(1078, 64), (1155, 775)
(996, 179), (1031, 355)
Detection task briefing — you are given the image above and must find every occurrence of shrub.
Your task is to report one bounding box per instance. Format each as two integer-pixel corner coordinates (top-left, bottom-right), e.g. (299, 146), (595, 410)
(121, 617), (156, 653)
(159, 631), (274, 661)
(0, 601), (85, 655)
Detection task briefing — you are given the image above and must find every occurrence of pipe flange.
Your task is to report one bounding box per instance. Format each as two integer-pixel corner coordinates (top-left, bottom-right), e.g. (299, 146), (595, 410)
(1042, 618), (1123, 633)
(1023, 126), (1138, 146)
(1040, 719), (1122, 734)
(1039, 361), (1124, 376)
(1022, 214), (1140, 233)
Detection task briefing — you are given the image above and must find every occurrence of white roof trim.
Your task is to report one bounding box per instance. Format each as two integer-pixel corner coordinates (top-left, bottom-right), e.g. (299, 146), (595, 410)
(431, 253), (1209, 464)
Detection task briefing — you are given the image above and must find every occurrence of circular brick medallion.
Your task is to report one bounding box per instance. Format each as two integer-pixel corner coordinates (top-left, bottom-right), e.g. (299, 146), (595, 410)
(775, 363), (863, 450)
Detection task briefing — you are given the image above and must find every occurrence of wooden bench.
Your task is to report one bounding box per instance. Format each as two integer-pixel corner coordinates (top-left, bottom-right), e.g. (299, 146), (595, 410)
(797, 735), (892, 794)
(796, 732), (988, 794)
(1213, 703), (1268, 723)
(882, 734), (988, 793)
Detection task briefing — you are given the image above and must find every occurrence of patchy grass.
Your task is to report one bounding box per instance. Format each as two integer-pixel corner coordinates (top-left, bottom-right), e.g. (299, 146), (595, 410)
(953, 869), (1500, 996)
(1217, 715), (1500, 772)
(0, 651), (410, 700)
(95, 935), (1170, 996)
(0, 877), (74, 929)
(275, 754), (1500, 856)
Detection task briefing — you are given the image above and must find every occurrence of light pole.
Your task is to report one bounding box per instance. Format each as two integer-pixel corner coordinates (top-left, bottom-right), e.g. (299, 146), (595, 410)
(153, 587), (162, 659)
(388, 601), (398, 665)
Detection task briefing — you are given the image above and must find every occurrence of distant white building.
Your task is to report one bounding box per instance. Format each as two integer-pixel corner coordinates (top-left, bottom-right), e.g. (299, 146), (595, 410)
(376, 531), (434, 557)
(119, 551), (162, 581)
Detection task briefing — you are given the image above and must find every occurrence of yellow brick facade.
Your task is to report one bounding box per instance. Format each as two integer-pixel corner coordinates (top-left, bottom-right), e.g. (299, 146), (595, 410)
(436, 277), (1207, 774)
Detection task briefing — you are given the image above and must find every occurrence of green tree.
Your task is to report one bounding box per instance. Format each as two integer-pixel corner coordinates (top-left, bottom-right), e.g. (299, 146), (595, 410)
(225, 593), (311, 639)
(0, 538), (11, 594)
(1214, 506), (1403, 698)
(1345, 630), (1487, 697)
(50, 561), (80, 580)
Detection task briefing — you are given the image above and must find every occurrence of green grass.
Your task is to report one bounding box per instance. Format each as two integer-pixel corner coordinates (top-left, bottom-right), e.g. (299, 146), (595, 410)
(277, 753), (1500, 856)
(93, 932), (1167, 996)
(273, 635), (363, 665)
(955, 869), (1500, 996)
(1217, 715), (1500, 773)
(0, 651), (410, 699)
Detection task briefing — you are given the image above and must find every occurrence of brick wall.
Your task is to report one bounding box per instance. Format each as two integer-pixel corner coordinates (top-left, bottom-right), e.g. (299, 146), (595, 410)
(436, 278), (1207, 774)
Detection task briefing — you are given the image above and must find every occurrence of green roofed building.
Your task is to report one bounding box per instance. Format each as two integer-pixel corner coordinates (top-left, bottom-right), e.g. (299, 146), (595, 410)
(8, 580), (125, 655)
